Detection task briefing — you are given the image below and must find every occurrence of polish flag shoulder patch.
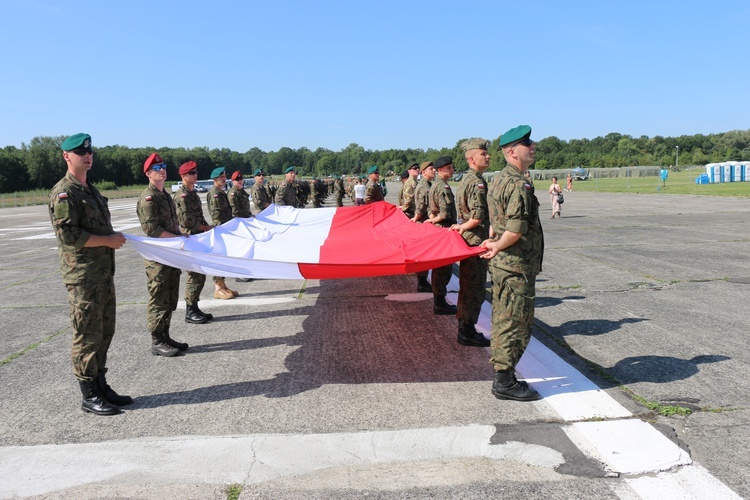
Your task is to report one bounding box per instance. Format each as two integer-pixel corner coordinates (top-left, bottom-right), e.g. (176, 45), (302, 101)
(57, 192), (68, 199)
(145, 195), (152, 201)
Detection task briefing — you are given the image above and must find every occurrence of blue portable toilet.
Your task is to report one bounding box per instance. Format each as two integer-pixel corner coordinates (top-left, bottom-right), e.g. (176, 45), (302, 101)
(706, 163), (720, 183)
(730, 161), (742, 182)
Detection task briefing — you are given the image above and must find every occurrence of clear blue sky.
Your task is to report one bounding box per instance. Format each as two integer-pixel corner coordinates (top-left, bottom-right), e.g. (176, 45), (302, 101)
(1, 0), (748, 152)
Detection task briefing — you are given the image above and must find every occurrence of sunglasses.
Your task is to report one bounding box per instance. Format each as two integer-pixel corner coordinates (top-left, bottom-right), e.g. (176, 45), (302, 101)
(149, 164), (167, 172)
(256, 174), (265, 177)
(70, 149), (93, 156)
(513, 138), (534, 148)
(186, 170), (198, 175)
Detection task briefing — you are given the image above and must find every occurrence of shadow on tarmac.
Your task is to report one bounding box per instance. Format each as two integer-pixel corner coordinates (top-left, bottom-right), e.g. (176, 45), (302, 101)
(608, 354), (730, 385)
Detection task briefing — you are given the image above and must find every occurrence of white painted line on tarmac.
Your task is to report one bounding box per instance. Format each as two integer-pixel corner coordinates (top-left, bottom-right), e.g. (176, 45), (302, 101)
(625, 463), (742, 499)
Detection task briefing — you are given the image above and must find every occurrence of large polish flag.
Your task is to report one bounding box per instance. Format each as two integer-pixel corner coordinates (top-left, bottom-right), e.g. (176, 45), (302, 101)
(125, 202), (484, 280)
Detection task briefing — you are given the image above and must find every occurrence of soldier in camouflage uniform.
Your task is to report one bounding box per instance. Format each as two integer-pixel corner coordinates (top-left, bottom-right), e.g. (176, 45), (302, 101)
(173, 161), (216, 323)
(275, 166), (299, 207)
(334, 176), (345, 207)
(49, 133), (129, 416)
(426, 156), (458, 315)
(412, 161), (435, 292)
(451, 139), (492, 348)
(136, 153), (188, 357)
(207, 167), (238, 299)
(398, 162), (419, 218)
(364, 165), (384, 203)
(480, 125), (544, 402)
(250, 168), (272, 214)
(228, 170), (251, 218)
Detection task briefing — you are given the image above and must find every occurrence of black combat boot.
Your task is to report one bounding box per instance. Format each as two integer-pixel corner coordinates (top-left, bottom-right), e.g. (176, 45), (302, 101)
(79, 380), (120, 415)
(96, 371), (133, 406)
(491, 370), (540, 401)
(193, 303), (213, 321)
(433, 295), (457, 315)
(151, 334), (181, 357)
(457, 321), (490, 347)
(164, 327), (189, 352)
(185, 304), (209, 324)
(417, 275), (432, 293)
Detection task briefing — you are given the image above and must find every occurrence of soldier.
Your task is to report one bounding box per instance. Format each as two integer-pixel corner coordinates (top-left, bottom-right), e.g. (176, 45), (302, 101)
(173, 161), (217, 322)
(207, 167), (239, 299)
(228, 170), (251, 218)
(480, 125), (544, 402)
(250, 168), (272, 213)
(49, 133), (129, 416)
(398, 162), (419, 218)
(334, 176), (345, 207)
(136, 153), (188, 357)
(396, 170), (410, 209)
(451, 139), (492, 348)
(412, 161), (434, 292)
(275, 166), (298, 207)
(426, 156), (458, 315)
(363, 165), (384, 203)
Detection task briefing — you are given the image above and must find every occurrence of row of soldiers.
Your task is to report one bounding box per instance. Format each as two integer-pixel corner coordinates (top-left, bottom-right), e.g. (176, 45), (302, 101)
(49, 124), (544, 416)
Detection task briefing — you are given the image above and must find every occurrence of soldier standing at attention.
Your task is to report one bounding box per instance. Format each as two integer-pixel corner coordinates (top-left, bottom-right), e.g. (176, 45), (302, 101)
(173, 161), (217, 322)
(412, 161), (434, 292)
(364, 165), (384, 203)
(451, 139), (492, 348)
(398, 162), (419, 218)
(334, 176), (345, 207)
(480, 125), (544, 402)
(426, 156), (458, 315)
(250, 168), (272, 213)
(207, 167), (239, 299)
(275, 166), (299, 207)
(49, 133), (129, 416)
(136, 153), (188, 357)
(228, 170), (251, 218)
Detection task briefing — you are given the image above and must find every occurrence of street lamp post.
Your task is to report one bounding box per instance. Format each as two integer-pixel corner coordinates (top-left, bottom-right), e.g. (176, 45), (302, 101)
(676, 146), (680, 170)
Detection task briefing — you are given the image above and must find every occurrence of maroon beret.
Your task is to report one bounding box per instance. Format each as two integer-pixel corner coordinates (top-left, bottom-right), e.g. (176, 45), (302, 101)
(143, 153), (163, 173)
(179, 161), (197, 175)
(230, 170), (243, 181)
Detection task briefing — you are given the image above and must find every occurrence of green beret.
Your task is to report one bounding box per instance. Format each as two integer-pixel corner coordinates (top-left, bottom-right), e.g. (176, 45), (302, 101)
(61, 133), (92, 151)
(253, 168), (264, 176)
(284, 166), (296, 174)
(460, 138), (490, 153)
(499, 125), (532, 147)
(210, 167), (226, 179)
(367, 165), (379, 175)
(407, 162), (419, 170)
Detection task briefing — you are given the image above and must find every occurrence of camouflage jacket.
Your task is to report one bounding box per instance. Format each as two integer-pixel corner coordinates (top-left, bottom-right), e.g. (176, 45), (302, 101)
(228, 185), (251, 218)
(207, 185), (232, 225)
(428, 176), (456, 228)
(399, 176), (417, 216)
(48, 171), (115, 284)
(173, 184), (208, 235)
(414, 178), (432, 220)
(456, 169), (490, 246)
(251, 181), (272, 213)
(487, 163), (544, 275)
(275, 180), (298, 207)
(364, 179), (384, 204)
(137, 183), (180, 238)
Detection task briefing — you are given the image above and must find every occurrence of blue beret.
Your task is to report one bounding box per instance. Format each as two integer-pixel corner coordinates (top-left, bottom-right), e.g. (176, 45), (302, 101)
(61, 133), (91, 151)
(284, 166), (296, 174)
(367, 165), (379, 175)
(434, 156), (453, 169)
(499, 125), (532, 147)
(210, 167), (226, 179)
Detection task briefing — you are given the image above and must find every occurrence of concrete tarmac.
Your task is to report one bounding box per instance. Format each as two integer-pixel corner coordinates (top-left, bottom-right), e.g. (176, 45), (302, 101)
(0, 183), (748, 498)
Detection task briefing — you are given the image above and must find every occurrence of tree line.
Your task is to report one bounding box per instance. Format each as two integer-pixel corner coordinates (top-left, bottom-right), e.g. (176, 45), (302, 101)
(1, 130), (748, 194)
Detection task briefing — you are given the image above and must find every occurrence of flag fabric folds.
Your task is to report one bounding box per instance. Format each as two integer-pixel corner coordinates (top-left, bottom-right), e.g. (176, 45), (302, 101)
(125, 202), (484, 280)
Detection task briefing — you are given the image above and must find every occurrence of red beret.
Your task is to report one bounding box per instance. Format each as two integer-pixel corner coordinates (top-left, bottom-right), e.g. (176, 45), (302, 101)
(143, 153), (163, 173)
(179, 161), (197, 175)
(230, 170), (243, 181)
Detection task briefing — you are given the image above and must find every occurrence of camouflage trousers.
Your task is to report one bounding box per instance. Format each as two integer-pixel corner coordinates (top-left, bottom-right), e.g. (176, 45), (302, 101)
(489, 267), (536, 372)
(457, 255), (488, 324)
(336, 195), (344, 207)
(66, 278), (116, 382)
(145, 260), (181, 335)
(431, 263), (453, 297)
(186, 271), (206, 305)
